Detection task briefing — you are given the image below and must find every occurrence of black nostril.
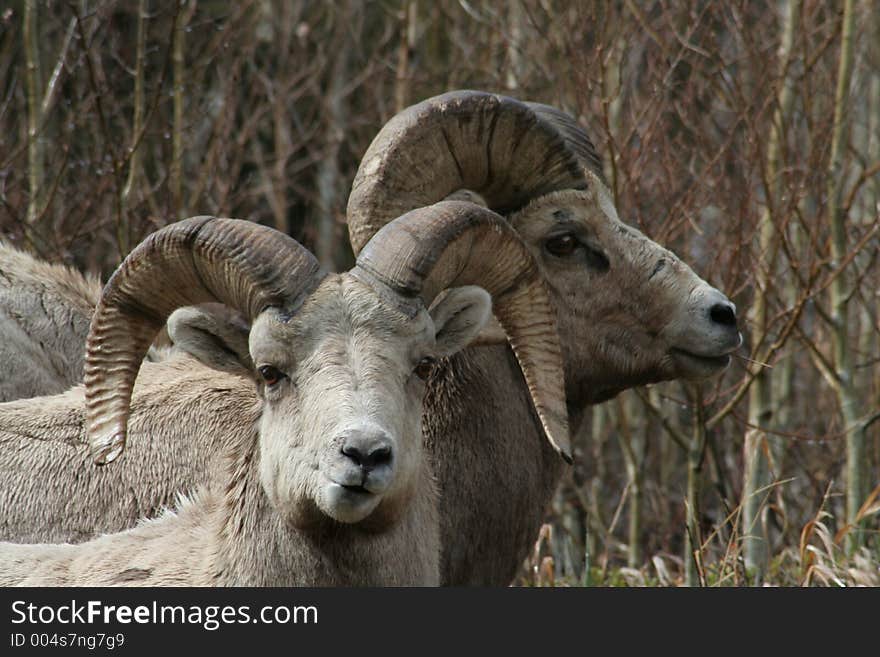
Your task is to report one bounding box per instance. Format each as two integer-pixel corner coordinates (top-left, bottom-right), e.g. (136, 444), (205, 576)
(709, 303), (737, 327)
(341, 444), (362, 465)
(369, 445), (392, 466)
(341, 437), (393, 470)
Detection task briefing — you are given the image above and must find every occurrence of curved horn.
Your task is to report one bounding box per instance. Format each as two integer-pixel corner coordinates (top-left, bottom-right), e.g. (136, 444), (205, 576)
(354, 200), (571, 463)
(524, 101), (606, 184)
(347, 90), (592, 255)
(84, 217), (322, 465)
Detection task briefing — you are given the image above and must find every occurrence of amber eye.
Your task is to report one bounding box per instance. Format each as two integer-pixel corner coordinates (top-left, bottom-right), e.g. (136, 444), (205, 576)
(545, 234), (579, 257)
(258, 365), (284, 387)
(414, 357), (436, 381)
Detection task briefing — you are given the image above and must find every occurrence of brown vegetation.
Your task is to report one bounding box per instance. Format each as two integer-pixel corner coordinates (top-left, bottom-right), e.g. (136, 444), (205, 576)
(0, 1), (877, 585)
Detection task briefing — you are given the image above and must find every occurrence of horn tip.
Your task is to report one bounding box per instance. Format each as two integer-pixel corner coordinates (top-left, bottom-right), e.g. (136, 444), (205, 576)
(547, 429), (573, 464)
(91, 431), (126, 466)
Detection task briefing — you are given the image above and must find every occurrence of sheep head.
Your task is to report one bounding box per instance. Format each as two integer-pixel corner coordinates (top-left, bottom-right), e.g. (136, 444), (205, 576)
(82, 202), (569, 531)
(508, 173), (741, 405)
(346, 90), (741, 411)
(250, 278), (489, 527)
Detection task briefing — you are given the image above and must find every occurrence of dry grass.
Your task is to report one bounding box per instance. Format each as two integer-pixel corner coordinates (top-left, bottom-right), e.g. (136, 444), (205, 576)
(516, 481), (880, 587)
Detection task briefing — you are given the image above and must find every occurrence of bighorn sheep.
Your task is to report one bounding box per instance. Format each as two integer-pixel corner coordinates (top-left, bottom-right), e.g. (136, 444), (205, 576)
(0, 243), (171, 403)
(345, 91), (742, 584)
(0, 243), (101, 401)
(0, 91), (740, 585)
(0, 201), (568, 585)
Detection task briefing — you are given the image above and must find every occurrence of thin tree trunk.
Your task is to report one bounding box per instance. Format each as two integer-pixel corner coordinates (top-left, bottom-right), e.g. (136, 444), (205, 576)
(171, 2), (195, 220)
(120, 0), (147, 254)
(550, 484), (579, 580)
(315, 5), (351, 270)
(505, 0), (523, 91)
(868, 0), (880, 214)
(684, 386), (706, 587)
(741, 0), (801, 581)
(394, 0), (417, 114)
(266, 1), (293, 234)
(860, 0), (880, 424)
(24, 0), (44, 230)
(654, 387), (673, 497)
(587, 405), (608, 564)
(826, 0), (864, 550)
(616, 391), (644, 569)
(854, 0), (879, 422)
(21, 7), (75, 250)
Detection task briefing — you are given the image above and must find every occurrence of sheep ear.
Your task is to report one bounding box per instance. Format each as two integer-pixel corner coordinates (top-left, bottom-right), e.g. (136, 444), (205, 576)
(429, 286), (492, 357)
(470, 315), (508, 346)
(166, 303), (252, 375)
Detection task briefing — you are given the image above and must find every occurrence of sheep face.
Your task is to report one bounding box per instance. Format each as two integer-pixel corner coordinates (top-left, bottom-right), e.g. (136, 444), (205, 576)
(249, 274), (490, 530)
(511, 173), (742, 406)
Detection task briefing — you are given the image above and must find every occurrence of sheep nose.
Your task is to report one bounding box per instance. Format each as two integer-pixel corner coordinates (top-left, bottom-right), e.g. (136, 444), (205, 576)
(709, 301), (737, 328)
(341, 431), (393, 471)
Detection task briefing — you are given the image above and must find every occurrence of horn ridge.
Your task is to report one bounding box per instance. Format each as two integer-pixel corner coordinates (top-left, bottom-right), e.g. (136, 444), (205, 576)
(356, 200), (571, 461)
(347, 90), (589, 255)
(84, 216), (321, 464)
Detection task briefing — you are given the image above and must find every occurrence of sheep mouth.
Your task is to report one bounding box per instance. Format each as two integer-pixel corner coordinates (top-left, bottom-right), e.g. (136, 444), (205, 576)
(322, 482), (383, 524)
(340, 484), (371, 496)
(670, 347), (732, 378)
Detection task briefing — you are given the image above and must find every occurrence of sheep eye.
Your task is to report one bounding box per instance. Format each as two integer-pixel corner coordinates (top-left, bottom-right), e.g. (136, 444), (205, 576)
(414, 357), (436, 381)
(258, 365), (284, 386)
(545, 234), (579, 257)
(545, 234), (610, 272)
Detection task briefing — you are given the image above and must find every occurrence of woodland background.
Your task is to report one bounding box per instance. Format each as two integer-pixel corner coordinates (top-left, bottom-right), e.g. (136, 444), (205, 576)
(0, 0), (878, 585)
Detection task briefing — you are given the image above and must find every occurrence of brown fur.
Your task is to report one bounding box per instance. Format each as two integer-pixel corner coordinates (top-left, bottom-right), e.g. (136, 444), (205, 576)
(340, 92), (740, 583)
(424, 179), (740, 584)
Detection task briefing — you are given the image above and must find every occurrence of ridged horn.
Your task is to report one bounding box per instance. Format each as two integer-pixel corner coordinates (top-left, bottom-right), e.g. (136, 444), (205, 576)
(524, 101), (606, 185)
(347, 90), (593, 255)
(353, 200), (571, 463)
(84, 217), (322, 465)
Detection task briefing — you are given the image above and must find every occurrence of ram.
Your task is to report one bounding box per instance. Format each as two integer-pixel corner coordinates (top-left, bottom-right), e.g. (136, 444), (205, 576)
(0, 243), (101, 401)
(0, 201), (567, 586)
(346, 91), (742, 585)
(0, 243), (171, 403)
(0, 91), (740, 585)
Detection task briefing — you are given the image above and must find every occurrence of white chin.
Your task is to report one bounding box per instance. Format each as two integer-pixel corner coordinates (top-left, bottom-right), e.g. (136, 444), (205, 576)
(320, 483), (383, 524)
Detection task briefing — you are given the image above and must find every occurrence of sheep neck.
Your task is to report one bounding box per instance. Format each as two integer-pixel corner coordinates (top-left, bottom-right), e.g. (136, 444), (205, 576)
(422, 343), (566, 585)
